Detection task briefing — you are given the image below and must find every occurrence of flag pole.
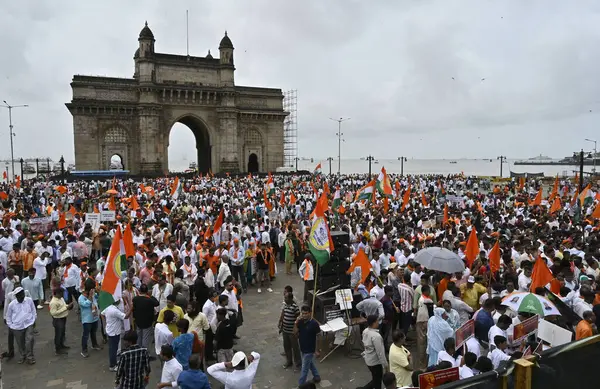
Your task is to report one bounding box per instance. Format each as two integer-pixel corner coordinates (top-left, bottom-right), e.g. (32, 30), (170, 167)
(310, 263), (319, 319)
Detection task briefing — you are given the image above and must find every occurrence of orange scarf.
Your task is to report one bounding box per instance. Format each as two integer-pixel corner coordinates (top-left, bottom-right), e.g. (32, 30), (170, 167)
(63, 264), (72, 279)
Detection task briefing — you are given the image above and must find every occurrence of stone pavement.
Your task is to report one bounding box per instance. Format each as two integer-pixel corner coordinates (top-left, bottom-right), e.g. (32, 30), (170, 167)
(1, 270), (377, 389)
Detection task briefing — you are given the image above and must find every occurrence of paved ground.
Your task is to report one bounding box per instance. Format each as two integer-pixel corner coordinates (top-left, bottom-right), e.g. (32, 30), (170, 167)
(1, 271), (381, 389)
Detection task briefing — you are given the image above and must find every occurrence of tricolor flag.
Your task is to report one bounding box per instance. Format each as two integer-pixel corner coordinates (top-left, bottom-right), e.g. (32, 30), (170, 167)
(308, 195), (334, 266)
(313, 163), (322, 176)
(212, 209), (224, 246)
(265, 173), (275, 196)
(170, 177), (182, 200)
(354, 179), (376, 203)
(579, 184), (594, 207)
(332, 187), (342, 212)
(98, 226), (127, 311)
(376, 166), (393, 196)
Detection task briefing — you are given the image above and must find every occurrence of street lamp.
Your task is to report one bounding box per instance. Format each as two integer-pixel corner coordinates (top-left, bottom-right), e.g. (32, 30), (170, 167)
(59, 155), (65, 184)
(4, 162), (8, 182)
(398, 156), (407, 176)
(364, 155), (376, 179)
(329, 117), (350, 175)
(326, 157), (334, 176)
(35, 158), (39, 178)
(585, 138), (597, 174)
(1, 101), (29, 181)
(19, 158), (24, 180)
(497, 156), (506, 177)
(294, 157), (300, 171)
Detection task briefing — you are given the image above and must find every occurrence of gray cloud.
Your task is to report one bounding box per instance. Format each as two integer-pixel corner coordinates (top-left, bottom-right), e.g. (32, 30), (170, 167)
(1, 0), (599, 168)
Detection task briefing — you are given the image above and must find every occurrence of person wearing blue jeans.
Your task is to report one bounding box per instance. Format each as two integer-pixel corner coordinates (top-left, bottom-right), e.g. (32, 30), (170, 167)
(101, 299), (130, 371)
(294, 304), (322, 386)
(78, 286), (101, 358)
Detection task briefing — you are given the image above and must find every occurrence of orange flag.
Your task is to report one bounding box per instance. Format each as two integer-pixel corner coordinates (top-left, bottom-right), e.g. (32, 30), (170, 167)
(383, 196), (389, 214)
(264, 189), (272, 211)
(394, 181), (401, 199)
(518, 177), (525, 192)
(347, 248), (372, 286)
(549, 175), (559, 200)
(68, 205), (77, 216)
(421, 191), (428, 207)
(530, 188), (542, 206)
(591, 201), (600, 219)
(15, 176), (21, 189)
(489, 241), (501, 274)
(290, 192), (297, 205)
(204, 226), (212, 241)
(93, 204), (100, 213)
(339, 204), (346, 214)
(443, 203), (449, 226)
(123, 223), (136, 258)
(0, 192), (8, 201)
(2, 171), (6, 181)
(401, 185), (411, 211)
(57, 212), (67, 229)
(549, 197), (561, 214)
(465, 227), (479, 267)
(530, 256), (554, 292)
(246, 189), (252, 200)
(570, 190), (579, 207)
(130, 195), (140, 211)
(109, 196), (117, 211)
(279, 191), (285, 206)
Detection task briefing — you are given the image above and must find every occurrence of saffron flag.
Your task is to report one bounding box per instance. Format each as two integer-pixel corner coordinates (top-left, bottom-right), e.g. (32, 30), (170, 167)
(591, 201), (600, 219)
(290, 192), (297, 205)
(98, 226), (127, 311)
(530, 256), (553, 293)
(518, 177), (525, 192)
(376, 167), (393, 196)
(307, 197), (334, 266)
(383, 196), (389, 214)
(347, 248), (372, 285)
(530, 188), (542, 206)
(465, 227), (479, 267)
(264, 189), (272, 211)
(421, 191), (429, 207)
(443, 203), (449, 226)
(279, 191), (286, 206)
(123, 223), (136, 258)
(57, 212), (67, 230)
(170, 177), (182, 200)
(355, 179), (376, 203)
(549, 197), (561, 214)
(401, 185), (411, 211)
(489, 241), (501, 274)
(212, 209), (224, 246)
(549, 175), (559, 200)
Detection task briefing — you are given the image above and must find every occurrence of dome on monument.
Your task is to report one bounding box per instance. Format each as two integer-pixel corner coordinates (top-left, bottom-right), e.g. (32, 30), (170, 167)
(206, 50), (213, 59)
(134, 48), (140, 58)
(219, 31), (233, 49)
(139, 21), (154, 40)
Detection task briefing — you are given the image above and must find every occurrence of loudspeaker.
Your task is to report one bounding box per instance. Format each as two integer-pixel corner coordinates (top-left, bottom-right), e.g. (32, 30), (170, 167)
(317, 273), (351, 291)
(308, 290), (364, 322)
(319, 259), (350, 276)
(331, 230), (350, 247)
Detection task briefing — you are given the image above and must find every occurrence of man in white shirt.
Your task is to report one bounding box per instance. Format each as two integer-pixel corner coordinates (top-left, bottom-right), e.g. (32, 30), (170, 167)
(207, 350), (261, 389)
(490, 335), (511, 369)
(62, 257), (81, 304)
(5, 287), (37, 364)
(155, 310), (175, 356)
(217, 254), (232, 288)
(202, 290), (219, 360)
(152, 274), (174, 312)
(157, 344), (182, 389)
(517, 266), (532, 292)
(228, 239), (246, 290)
(102, 299), (129, 371)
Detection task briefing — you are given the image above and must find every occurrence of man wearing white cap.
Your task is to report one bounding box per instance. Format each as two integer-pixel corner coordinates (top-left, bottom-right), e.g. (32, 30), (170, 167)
(5, 286), (37, 364)
(207, 350), (260, 389)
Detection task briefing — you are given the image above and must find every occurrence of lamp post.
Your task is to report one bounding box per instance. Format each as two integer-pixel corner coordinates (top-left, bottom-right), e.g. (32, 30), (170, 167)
(579, 149), (584, 194)
(35, 158), (39, 178)
(329, 117), (350, 175)
(585, 138), (597, 175)
(497, 155), (506, 177)
(398, 156), (407, 176)
(19, 158), (24, 180)
(365, 155), (375, 179)
(4, 162), (8, 182)
(59, 155), (65, 184)
(294, 157), (300, 171)
(326, 157), (334, 176)
(46, 158), (50, 177)
(1, 101), (29, 181)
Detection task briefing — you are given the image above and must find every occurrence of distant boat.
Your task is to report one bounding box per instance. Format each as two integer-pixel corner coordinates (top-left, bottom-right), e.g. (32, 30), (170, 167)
(23, 163), (35, 174)
(449, 161), (457, 164)
(189, 162), (197, 170)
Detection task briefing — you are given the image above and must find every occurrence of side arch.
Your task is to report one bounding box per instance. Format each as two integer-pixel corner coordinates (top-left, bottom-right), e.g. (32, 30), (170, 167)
(102, 125), (130, 170)
(243, 128), (264, 172)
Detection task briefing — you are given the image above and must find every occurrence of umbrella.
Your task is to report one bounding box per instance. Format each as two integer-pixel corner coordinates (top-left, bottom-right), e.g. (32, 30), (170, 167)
(501, 292), (561, 317)
(413, 247), (465, 274)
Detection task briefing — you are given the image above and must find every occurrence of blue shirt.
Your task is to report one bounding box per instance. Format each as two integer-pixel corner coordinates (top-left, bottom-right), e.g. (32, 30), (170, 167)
(475, 310), (494, 342)
(298, 318), (320, 354)
(78, 294), (100, 324)
(177, 369), (210, 389)
(172, 333), (194, 369)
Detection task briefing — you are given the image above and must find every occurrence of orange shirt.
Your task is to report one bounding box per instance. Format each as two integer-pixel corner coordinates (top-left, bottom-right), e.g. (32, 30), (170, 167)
(576, 320), (593, 340)
(21, 251), (37, 271)
(438, 278), (449, 302)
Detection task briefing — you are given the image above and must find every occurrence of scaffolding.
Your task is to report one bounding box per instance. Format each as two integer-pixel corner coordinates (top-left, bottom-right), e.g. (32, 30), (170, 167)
(283, 89), (298, 168)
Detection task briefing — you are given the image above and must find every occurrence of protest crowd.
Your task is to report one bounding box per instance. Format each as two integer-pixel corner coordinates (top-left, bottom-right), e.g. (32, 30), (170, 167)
(0, 166), (599, 389)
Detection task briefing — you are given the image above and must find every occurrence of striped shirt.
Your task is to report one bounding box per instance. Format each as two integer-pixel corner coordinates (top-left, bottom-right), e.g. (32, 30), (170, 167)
(398, 283), (414, 313)
(281, 302), (300, 334)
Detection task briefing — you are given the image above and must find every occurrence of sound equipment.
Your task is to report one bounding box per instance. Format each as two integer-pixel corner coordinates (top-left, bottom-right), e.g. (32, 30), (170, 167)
(330, 231), (350, 261)
(309, 290), (364, 322)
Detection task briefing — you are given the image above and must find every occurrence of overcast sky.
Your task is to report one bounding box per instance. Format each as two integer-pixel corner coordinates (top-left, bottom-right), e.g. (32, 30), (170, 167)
(2, 0), (600, 168)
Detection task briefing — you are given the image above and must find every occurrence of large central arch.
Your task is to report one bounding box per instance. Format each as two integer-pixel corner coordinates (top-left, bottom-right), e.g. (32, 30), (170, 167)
(169, 115), (212, 173)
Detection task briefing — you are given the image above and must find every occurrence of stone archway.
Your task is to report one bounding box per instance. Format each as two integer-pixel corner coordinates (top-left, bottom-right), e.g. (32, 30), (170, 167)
(169, 116), (212, 173)
(248, 153), (259, 173)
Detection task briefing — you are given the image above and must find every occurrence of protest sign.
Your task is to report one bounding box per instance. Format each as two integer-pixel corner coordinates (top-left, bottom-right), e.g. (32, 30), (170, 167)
(100, 210), (116, 222)
(513, 315), (539, 342)
(455, 319), (475, 348)
(29, 217), (53, 235)
(85, 213), (101, 232)
(419, 367), (459, 389)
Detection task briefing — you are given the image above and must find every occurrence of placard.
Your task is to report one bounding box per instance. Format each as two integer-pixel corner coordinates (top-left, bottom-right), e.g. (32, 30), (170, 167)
(445, 195), (463, 205)
(29, 216), (53, 235)
(324, 306), (344, 322)
(85, 213), (101, 232)
(100, 210), (116, 222)
(455, 319), (475, 348)
(513, 315), (539, 342)
(418, 367), (459, 389)
(538, 318), (573, 347)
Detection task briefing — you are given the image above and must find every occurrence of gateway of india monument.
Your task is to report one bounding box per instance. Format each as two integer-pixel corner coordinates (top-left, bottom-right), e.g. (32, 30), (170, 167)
(66, 22), (287, 174)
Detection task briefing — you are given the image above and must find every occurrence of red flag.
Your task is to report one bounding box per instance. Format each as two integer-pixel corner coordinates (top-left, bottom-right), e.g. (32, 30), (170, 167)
(489, 241), (501, 274)
(530, 256), (553, 292)
(465, 228), (479, 267)
(347, 248), (372, 286)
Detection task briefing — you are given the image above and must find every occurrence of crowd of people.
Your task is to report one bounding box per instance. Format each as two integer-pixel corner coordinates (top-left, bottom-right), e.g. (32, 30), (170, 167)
(0, 170), (598, 389)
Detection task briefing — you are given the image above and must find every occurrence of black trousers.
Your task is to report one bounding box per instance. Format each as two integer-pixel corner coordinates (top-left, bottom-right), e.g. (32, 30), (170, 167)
(52, 317), (67, 351)
(363, 364), (384, 389)
(66, 286), (80, 304)
(205, 328), (215, 358)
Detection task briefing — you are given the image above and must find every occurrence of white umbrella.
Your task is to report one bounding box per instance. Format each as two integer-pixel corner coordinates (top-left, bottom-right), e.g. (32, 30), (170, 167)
(413, 247), (465, 274)
(501, 292), (561, 317)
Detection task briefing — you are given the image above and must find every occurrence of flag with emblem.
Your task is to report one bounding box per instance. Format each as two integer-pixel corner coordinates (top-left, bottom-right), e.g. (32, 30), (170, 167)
(354, 179), (376, 203)
(332, 187), (342, 212)
(376, 167), (393, 196)
(265, 173), (275, 196)
(308, 197), (334, 266)
(98, 226), (127, 311)
(170, 176), (182, 200)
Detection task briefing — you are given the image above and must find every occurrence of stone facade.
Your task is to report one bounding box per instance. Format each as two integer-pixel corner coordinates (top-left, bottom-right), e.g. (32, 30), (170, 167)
(66, 23), (287, 174)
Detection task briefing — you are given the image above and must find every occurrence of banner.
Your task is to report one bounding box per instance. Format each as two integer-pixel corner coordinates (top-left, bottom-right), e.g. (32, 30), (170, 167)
(513, 314), (539, 342)
(29, 216), (53, 235)
(100, 210), (116, 222)
(85, 213), (101, 232)
(455, 319), (475, 348)
(419, 367), (459, 389)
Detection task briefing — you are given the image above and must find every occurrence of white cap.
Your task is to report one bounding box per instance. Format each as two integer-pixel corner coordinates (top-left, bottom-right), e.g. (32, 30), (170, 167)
(467, 276), (475, 283)
(231, 351), (247, 367)
(12, 286), (24, 295)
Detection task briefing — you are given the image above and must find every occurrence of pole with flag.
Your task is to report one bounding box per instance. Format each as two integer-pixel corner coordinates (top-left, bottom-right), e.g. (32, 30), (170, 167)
(98, 226), (128, 311)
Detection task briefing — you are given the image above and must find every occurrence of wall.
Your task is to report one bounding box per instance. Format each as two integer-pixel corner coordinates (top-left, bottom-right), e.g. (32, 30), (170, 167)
(156, 65), (219, 85)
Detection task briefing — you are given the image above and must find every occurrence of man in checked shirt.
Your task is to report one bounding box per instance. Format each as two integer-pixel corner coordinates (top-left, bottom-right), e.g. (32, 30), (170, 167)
(115, 330), (151, 389)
